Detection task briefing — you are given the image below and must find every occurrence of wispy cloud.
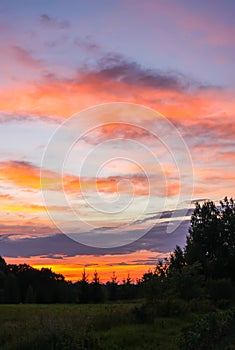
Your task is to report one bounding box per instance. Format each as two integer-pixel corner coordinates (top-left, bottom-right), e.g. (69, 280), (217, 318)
(8, 46), (43, 69)
(0, 159), (179, 198)
(39, 14), (69, 30)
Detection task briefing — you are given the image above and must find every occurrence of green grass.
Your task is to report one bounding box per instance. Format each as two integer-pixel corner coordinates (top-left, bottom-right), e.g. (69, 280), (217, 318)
(0, 304), (190, 350)
(0, 304), (234, 350)
(96, 316), (195, 350)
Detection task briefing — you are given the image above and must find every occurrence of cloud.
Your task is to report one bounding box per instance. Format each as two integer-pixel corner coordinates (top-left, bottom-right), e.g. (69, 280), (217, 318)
(0, 112), (62, 125)
(9, 46), (42, 69)
(131, 258), (160, 265)
(0, 160), (43, 190)
(95, 53), (190, 91)
(135, 1), (235, 48)
(0, 160), (78, 192)
(0, 44), (44, 82)
(74, 37), (101, 53)
(0, 223), (56, 236)
(0, 193), (13, 200)
(0, 46), (234, 130)
(188, 198), (210, 204)
(196, 168), (235, 184)
(0, 216), (189, 258)
(133, 207), (193, 225)
(0, 160), (179, 198)
(39, 14), (69, 29)
(82, 123), (155, 145)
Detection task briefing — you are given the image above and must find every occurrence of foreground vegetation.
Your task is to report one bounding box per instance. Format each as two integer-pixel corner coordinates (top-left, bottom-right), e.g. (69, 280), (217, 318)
(0, 303), (235, 350)
(1, 197), (235, 349)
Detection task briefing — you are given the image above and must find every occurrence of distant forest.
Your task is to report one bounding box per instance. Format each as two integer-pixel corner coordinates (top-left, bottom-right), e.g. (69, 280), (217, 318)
(1, 197), (235, 305)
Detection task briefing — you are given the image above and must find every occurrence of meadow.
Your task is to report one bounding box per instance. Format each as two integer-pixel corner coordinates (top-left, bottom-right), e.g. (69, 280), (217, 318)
(0, 303), (195, 350)
(0, 303), (235, 350)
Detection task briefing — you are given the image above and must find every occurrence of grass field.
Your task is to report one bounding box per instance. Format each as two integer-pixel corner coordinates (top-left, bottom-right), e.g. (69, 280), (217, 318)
(0, 304), (235, 350)
(0, 303), (193, 350)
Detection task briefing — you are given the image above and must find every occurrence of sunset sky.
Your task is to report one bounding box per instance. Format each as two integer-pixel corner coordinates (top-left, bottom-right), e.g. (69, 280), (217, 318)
(0, 0), (235, 282)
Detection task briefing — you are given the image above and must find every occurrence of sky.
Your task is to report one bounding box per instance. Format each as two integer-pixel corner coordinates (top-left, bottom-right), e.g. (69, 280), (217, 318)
(0, 0), (235, 282)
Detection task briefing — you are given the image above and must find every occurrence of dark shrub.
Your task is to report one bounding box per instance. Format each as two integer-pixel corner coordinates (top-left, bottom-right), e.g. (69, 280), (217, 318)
(206, 279), (234, 302)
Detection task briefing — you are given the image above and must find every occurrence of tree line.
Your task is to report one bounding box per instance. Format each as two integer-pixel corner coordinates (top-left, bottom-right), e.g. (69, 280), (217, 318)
(1, 197), (235, 305)
(0, 257), (143, 303)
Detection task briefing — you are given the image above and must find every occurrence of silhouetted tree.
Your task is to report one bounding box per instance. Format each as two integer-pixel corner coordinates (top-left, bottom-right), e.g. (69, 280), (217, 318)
(185, 198), (235, 280)
(25, 284), (36, 303)
(169, 262), (204, 300)
(170, 245), (185, 271)
(77, 269), (90, 303)
(155, 259), (169, 278)
(106, 272), (118, 301)
(142, 266), (168, 304)
(4, 273), (20, 303)
(219, 197), (235, 280)
(121, 274), (135, 300)
(90, 270), (104, 303)
(0, 256), (7, 272)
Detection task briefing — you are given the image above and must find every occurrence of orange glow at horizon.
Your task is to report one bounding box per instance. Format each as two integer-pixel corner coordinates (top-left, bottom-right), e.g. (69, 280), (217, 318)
(5, 250), (168, 282)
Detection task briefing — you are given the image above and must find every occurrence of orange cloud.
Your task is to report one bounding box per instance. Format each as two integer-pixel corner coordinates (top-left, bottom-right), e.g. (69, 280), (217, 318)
(0, 66), (234, 133)
(0, 160), (179, 198)
(195, 168), (235, 183)
(0, 161), (43, 190)
(0, 160), (78, 192)
(83, 123), (155, 145)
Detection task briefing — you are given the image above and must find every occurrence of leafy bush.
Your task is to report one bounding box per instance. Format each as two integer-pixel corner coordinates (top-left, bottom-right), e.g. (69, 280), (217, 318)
(206, 279), (234, 302)
(178, 308), (235, 350)
(168, 263), (205, 301)
(154, 298), (188, 317)
(132, 304), (155, 324)
(188, 299), (215, 313)
(215, 299), (231, 310)
(132, 298), (188, 324)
